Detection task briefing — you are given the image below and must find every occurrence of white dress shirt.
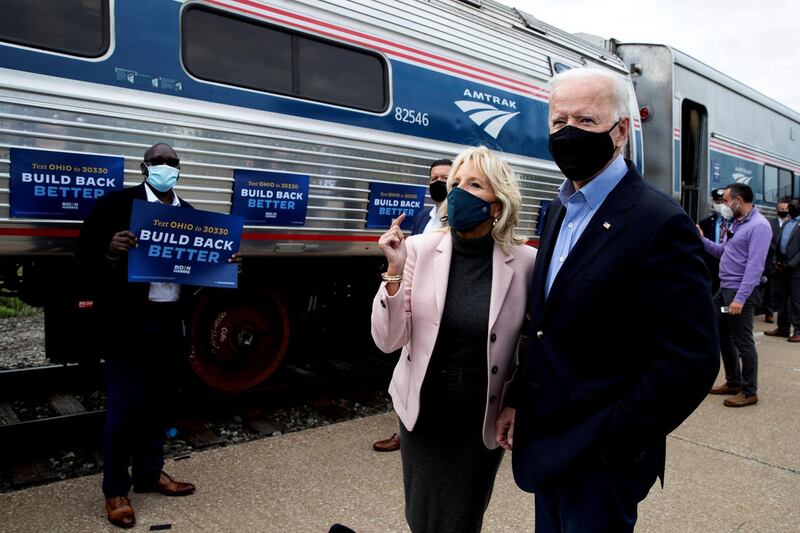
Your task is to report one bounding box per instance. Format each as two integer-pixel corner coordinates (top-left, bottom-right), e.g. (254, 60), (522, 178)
(144, 184), (182, 302)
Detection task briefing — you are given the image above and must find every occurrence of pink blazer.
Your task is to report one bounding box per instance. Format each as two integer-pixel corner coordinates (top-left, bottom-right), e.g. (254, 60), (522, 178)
(371, 231), (536, 449)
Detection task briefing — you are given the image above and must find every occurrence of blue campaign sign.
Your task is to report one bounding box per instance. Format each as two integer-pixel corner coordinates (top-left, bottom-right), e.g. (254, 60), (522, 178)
(366, 182), (427, 230)
(128, 200), (243, 288)
(231, 170), (310, 226)
(10, 148), (124, 219)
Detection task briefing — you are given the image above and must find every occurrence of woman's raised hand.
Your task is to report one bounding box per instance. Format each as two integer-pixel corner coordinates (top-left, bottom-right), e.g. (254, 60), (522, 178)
(378, 213), (407, 273)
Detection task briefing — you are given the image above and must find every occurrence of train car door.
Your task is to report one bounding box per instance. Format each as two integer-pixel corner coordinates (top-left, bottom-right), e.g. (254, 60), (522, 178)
(680, 99), (708, 221)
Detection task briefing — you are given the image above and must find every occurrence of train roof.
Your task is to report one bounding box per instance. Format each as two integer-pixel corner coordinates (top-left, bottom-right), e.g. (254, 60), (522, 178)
(622, 42), (800, 124)
(311, 0), (629, 80)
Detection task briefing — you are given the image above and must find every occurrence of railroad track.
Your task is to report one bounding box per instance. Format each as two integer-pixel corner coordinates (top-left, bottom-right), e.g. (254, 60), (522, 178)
(0, 356), (394, 491)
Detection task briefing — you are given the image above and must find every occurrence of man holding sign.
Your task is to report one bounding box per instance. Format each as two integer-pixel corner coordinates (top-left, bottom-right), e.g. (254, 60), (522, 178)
(78, 143), (240, 529)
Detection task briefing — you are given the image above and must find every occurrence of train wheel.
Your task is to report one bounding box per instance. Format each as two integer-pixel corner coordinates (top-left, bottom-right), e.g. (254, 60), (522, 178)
(189, 286), (289, 391)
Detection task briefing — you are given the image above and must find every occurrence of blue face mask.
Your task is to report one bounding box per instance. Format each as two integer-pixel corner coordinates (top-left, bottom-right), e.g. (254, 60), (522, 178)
(146, 164), (179, 193)
(447, 186), (494, 232)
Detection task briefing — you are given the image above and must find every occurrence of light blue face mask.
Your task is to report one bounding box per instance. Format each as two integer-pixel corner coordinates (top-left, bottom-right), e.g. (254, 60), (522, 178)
(146, 164), (179, 193)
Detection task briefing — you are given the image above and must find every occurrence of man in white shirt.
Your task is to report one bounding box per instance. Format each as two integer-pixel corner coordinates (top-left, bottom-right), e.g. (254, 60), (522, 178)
(79, 143), (240, 528)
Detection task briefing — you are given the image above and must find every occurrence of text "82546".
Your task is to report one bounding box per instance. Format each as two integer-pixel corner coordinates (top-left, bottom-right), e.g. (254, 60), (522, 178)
(394, 107), (429, 127)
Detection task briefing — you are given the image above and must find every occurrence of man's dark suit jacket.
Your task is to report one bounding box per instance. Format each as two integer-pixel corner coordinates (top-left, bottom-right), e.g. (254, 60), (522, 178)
(511, 161), (719, 492)
(766, 217), (783, 273)
(410, 206), (432, 236)
(775, 219), (800, 268)
(77, 183), (193, 336)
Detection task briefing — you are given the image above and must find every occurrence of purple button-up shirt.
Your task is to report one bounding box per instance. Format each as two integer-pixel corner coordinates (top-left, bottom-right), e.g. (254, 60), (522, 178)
(703, 206), (771, 304)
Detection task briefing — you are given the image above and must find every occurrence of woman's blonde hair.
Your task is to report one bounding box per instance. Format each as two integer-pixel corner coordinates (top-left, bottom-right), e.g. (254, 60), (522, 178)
(443, 146), (525, 252)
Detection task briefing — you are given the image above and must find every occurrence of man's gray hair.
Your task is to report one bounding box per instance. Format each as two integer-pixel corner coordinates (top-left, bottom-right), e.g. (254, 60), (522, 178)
(547, 68), (631, 121)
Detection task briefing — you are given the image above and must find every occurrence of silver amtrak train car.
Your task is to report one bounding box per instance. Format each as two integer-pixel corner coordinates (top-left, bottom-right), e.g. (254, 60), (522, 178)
(0, 0), (639, 389)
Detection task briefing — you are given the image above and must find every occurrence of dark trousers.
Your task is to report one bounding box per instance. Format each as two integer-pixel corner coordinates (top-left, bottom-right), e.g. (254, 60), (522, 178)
(762, 274), (775, 316)
(533, 455), (656, 532)
(713, 287), (761, 395)
(102, 306), (184, 497)
(772, 268), (800, 334)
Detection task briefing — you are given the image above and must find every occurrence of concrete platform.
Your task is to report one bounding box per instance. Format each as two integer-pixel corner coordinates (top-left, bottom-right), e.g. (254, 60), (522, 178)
(1, 317), (798, 532)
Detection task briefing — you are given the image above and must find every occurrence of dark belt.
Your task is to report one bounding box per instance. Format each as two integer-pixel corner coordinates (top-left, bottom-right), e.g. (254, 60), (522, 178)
(144, 300), (181, 316)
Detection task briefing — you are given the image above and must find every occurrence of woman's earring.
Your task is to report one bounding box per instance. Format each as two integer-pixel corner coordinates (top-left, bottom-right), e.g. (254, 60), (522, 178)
(492, 216), (499, 227)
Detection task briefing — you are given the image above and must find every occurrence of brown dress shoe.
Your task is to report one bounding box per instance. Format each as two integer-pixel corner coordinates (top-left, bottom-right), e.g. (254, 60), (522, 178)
(788, 334), (800, 343)
(105, 496), (135, 529)
(764, 328), (790, 337)
(709, 383), (741, 395)
(372, 432), (400, 452)
(724, 392), (758, 407)
(134, 471), (195, 496)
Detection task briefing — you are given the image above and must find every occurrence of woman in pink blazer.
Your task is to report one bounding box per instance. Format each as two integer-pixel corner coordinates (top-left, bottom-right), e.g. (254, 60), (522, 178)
(371, 146), (536, 532)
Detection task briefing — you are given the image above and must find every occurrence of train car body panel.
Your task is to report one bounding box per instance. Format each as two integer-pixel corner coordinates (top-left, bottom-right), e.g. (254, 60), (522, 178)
(0, 0), (641, 262)
(0, 0), (643, 384)
(615, 43), (800, 221)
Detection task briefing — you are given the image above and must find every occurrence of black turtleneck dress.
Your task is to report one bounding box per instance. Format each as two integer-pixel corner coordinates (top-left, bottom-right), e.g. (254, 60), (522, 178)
(398, 230), (504, 533)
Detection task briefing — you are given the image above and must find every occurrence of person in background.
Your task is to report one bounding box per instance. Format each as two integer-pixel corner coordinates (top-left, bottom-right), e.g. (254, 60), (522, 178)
(501, 68), (719, 532)
(705, 183), (772, 407)
(373, 158), (452, 453)
(371, 146), (535, 532)
(763, 198), (791, 325)
(78, 143), (241, 528)
(765, 197), (800, 342)
(698, 188), (728, 294)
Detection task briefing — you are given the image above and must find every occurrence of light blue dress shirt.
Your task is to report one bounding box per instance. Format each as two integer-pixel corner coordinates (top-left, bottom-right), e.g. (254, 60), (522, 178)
(545, 154), (628, 298)
(779, 216), (799, 254)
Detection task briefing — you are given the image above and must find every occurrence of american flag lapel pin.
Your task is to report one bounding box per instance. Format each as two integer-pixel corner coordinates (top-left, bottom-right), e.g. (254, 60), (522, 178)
(603, 221), (611, 230)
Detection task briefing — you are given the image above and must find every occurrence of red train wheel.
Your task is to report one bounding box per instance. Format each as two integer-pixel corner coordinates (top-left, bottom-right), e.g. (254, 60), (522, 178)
(189, 286), (289, 391)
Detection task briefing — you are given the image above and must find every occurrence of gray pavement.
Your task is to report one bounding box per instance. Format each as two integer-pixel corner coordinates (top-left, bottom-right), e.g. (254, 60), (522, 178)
(0, 318), (797, 532)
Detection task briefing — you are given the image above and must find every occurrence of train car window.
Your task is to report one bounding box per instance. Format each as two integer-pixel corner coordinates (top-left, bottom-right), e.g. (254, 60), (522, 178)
(794, 173), (800, 198)
(296, 37), (386, 112)
(182, 6), (387, 112)
(0, 0), (109, 57)
(763, 165), (778, 204)
(183, 8), (293, 95)
(778, 168), (793, 200)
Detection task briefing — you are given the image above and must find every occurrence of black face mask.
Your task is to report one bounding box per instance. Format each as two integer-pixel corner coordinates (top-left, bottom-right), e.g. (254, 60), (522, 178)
(429, 180), (448, 203)
(548, 121), (619, 181)
(777, 210), (790, 219)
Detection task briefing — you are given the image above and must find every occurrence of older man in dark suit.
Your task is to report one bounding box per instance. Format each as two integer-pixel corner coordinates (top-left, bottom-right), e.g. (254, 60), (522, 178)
(496, 69), (719, 532)
(79, 143), (240, 528)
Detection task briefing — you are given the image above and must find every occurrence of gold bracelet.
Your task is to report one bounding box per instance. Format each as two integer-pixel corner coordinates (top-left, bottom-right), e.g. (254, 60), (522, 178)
(381, 272), (403, 283)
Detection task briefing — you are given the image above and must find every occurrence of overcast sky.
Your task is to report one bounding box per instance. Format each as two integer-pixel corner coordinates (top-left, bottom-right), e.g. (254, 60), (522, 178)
(507, 0), (800, 114)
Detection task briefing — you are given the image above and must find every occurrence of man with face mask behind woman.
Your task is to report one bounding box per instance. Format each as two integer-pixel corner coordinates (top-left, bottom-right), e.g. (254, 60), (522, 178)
(372, 158), (452, 453)
(371, 146), (536, 532)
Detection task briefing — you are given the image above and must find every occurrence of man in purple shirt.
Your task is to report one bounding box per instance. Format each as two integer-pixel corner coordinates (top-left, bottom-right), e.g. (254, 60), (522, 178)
(702, 183), (772, 407)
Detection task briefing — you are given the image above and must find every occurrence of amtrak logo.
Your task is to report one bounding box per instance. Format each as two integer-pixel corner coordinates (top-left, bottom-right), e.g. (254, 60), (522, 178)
(455, 101), (520, 139)
(731, 172), (752, 185)
(455, 89), (520, 139)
